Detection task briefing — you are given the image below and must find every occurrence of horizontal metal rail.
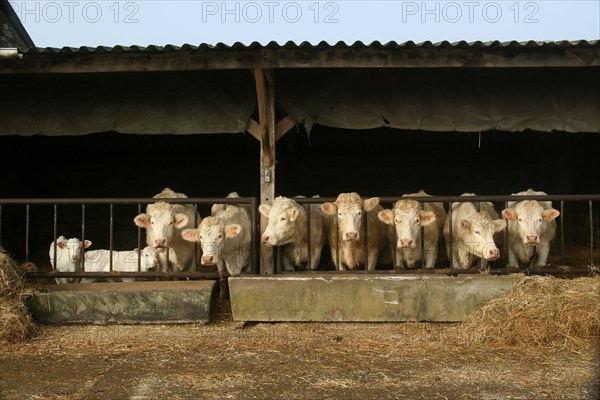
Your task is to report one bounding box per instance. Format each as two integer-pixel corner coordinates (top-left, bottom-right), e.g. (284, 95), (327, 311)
(280, 266), (596, 276)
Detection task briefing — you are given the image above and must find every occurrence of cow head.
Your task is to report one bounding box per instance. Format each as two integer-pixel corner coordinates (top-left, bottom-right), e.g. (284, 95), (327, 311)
(459, 212), (506, 261)
(181, 216), (242, 266)
(378, 200), (436, 249)
(134, 202), (189, 253)
(502, 200), (560, 245)
(259, 197), (302, 246)
(322, 193), (379, 242)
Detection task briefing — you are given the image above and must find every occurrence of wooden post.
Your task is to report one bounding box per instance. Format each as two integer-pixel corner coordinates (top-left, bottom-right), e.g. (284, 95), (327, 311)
(254, 69), (276, 275)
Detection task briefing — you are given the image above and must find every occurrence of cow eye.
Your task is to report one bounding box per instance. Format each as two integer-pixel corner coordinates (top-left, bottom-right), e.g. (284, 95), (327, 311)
(280, 217), (286, 221)
(474, 230), (481, 235)
(415, 219), (420, 223)
(218, 234), (223, 239)
(358, 211), (362, 216)
(199, 235), (203, 240)
(518, 218), (522, 222)
(538, 217), (543, 222)
(338, 212), (342, 216)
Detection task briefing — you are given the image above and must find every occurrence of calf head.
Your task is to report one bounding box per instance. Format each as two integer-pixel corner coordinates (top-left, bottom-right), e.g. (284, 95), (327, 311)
(502, 200), (560, 245)
(54, 237), (92, 266)
(259, 197), (302, 246)
(134, 202), (189, 253)
(181, 216), (242, 266)
(135, 246), (160, 271)
(378, 200), (436, 248)
(321, 192), (380, 242)
(459, 212), (506, 261)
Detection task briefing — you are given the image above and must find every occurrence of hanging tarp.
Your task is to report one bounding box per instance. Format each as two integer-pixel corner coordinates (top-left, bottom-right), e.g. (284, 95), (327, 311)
(278, 68), (600, 133)
(0, 70), (255, 135)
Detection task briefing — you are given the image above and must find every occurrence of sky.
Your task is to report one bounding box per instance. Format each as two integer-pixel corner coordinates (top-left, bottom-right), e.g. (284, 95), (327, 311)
(8, 0), (600, 48)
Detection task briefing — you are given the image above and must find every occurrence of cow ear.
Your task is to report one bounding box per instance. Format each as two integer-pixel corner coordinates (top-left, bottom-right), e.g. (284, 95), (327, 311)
(83, 240), (92, 249)
(363, 197), (380, 212)
(502, 208), (517, 221)
(419, 210), (436, 226)
(258, 204), (271, 217)
(226, 224), (242, 239)
(377, 209), (394, 225)
(181, 229), (199, 242)
(321, 202), (337, 215)
(459, 219), (471, 230)
(543, 209), (560, 221)
(57, 241), (66, 249)
(134, 213), (151, 228)
(133, 248), (140, 254)
(494, 219), (507, 232)
(289, 208), (299, 222)
(174, 213), (189, 229)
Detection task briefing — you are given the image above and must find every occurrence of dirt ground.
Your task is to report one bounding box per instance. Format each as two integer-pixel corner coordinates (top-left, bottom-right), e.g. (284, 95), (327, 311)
(1, 294), (599, 400)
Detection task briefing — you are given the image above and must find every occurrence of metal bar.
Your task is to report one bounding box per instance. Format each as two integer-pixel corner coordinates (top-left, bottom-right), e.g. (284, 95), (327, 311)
(109, 204), (114, 272)
(53, 204), (58, 269)
(292, 194), (600, 204)
(448, 202), (453, 268)
(194, 203), (199, 272)
(25, 204), (30, 262)
(306, 203), (311, 271)
(420, 202), (425, 269)
(503, 201), (509, 264)
(335, 212), (340, 270)
(0, 197), (260, 205)
(590, 200), (594, 266)
(30, 271), (223, 280)
(363, 207), (368, 272)
(251, 197), (258, 274)
(275, 267), (595, 277)
(81, 204), (86, 271)
(137, 204), (142, 272)
(560, 201), (565, 267)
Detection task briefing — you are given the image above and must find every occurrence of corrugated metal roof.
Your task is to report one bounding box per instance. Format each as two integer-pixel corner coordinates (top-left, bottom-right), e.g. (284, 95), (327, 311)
(21, 39), (600, 55)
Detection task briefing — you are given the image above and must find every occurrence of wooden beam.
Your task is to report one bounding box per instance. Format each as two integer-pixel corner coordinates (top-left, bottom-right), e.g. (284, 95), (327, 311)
(253, 68), (271, 167)
(2, 47), (599, 74)
(245, 118), (261, 141)
(275, 115), (296, 141)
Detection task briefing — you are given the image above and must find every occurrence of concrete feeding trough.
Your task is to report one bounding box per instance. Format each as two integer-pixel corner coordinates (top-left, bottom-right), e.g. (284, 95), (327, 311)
(229, 274), (519, 322)
(28, 280), (218, 325)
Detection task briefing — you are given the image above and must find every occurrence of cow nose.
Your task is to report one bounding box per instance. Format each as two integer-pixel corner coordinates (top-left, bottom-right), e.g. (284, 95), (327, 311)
(486, 248), (500, 260)
(261, 235), (269, 243)
(201, 255), (214, 265)
(526, 235), (539, 243)
(400, 238), (413, 248)
(345, 232), (357, 240)
(155, 238), (166, 247)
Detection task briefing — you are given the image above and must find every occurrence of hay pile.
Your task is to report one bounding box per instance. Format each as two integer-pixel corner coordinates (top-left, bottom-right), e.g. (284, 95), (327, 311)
(460, 275), (600, 348)
(0, 249), (39, 344)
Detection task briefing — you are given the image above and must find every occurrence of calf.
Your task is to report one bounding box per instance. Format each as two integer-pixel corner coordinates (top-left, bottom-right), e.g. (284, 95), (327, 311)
(443, 194), (506, 269)
(378, 191), (446, 269)
(181, 192), (251, 277)
(134, 187), (199, 272)
(321, 192), (389, 271)
(49, 236), (91, 284)
(259, 196), (326, 271)
(502, 189), (560, 267)
(79, 246), (161, 283)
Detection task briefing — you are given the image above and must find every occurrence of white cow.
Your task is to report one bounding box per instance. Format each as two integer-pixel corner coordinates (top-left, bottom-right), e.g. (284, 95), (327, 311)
(502, 189), (560, 268)
(259, 196), (326, 271)
(181, 192), (252, 277)
(443, 194), (507, 270)
(133, 187), (199, 272)
(321, 192), (389, 271)
(49, 236), (91, 284)
(378, 190), (446, 269)
(79, 246), (161, 283)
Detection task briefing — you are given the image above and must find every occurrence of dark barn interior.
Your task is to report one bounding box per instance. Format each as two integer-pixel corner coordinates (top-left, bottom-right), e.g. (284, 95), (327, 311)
(1, 127), (599, 269)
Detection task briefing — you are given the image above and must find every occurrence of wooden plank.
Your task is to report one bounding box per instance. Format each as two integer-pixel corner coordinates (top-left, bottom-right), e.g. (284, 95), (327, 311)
(275, 115), (296, 141)
(2, 47), (599, 74)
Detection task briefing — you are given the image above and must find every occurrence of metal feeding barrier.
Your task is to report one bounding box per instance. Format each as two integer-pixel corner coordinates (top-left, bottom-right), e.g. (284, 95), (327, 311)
(0, 194), (598, 280)
(289, 194), (600, 277)
(0, 197), (258, 281)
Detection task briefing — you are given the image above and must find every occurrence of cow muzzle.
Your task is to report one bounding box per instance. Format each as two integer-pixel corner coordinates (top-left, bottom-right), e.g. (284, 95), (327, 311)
(344, 231), (358, 241)
(484, 247), (500, 261)
(525, 234), (539, 245)
(201, 255), (215, 265)
(399, 238), (414, 248)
